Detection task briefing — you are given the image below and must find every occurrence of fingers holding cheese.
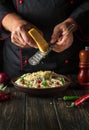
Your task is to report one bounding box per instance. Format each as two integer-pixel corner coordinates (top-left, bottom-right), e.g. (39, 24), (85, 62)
(28, 28), (49, 52)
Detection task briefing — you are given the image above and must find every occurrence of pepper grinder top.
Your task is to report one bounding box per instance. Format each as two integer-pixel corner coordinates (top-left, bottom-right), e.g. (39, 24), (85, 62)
(79, 46), (89, 65)
(78, 46), (89, 89)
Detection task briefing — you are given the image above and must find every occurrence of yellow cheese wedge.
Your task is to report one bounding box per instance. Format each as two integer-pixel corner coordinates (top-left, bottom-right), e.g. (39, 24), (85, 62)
(28, 28), (49, 52)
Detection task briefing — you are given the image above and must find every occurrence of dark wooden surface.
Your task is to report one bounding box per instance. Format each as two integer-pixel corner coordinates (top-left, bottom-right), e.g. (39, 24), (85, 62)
(0, 75), (89, 130)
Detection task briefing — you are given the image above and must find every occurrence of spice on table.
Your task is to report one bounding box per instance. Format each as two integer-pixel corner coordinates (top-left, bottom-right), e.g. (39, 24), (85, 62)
(0, 83), (12, 102)
(68, 94), (89, 107)
(0, 83), (7, 91)
(63, 96), (80, 101)
(0, 91), (11, 102)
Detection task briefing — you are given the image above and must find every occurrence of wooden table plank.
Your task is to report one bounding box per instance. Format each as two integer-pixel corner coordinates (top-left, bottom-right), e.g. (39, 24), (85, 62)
(25, 96), (60, 130)
(54, 102), (89, 130)
(54, 88), (89, 130)
(0, 88), (25, 130)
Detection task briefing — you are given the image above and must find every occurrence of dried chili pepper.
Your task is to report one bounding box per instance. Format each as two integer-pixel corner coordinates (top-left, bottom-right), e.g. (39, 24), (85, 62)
(69, 94), (89, 107)
(63, 96), (80, 101)
(0, 91), (11, 102)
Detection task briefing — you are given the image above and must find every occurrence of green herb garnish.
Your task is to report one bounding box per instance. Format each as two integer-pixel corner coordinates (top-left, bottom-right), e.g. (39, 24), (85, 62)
(0, 83), (7, 91)
(57, 77), (65, 84)
(41, 81), (48, 87)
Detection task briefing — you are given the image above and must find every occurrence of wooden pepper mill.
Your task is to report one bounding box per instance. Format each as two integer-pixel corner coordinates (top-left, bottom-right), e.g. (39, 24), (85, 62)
(78, 46), (89, 89)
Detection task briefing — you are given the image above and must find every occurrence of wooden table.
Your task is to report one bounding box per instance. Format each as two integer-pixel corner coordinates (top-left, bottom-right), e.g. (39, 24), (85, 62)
(0, 75), (89, 130)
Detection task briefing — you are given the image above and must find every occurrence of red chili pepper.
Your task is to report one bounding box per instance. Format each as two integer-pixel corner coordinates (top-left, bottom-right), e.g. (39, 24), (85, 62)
(56, 82), (60, 86)
(37, 85), (41, 88)
(37, 79), (41, 84)
(21, 81), (25, 84)
(0, 91), (5, 96)
(70, 94), (89, 107)
(0, 91), (11, 102)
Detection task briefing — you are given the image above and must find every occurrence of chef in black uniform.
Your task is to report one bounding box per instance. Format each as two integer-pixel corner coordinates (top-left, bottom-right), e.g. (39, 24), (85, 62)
(0, 0), (89, 77)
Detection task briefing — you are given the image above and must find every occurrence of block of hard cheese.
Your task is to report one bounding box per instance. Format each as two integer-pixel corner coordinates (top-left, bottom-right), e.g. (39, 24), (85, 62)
(28, 28), (49, 52)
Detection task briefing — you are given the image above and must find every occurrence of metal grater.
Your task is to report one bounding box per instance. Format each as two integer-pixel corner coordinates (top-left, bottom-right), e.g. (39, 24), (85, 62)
(28, 24), (76, 65)
(28, 46), (53, 65)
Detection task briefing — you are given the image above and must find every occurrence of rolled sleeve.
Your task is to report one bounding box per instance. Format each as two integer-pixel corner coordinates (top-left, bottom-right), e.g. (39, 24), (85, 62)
(0, 0), (15, 21)
(69, 1), (89, 31)
(69, 0), (89, 40)
(0, 0), (15, 40)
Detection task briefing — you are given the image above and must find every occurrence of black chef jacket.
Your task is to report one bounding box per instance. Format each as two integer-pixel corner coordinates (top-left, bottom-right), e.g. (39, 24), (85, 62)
(0, 0), (89, 77)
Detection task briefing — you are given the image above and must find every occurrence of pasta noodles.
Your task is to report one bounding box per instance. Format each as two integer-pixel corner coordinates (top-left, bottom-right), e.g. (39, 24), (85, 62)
(15, 71), (65, 88)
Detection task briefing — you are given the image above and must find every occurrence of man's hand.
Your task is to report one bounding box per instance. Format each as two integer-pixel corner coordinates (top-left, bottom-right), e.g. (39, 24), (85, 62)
(2, 13), (43, 48)
(50, 19), (77, 52)
(11, 23), (43, 48)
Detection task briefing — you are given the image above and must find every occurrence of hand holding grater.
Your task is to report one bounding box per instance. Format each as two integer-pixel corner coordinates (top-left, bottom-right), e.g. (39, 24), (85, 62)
(28, 24), (76, 65)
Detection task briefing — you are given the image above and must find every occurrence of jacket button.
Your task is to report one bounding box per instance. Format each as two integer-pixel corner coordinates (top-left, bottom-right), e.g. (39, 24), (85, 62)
(19, 0), (23, 4)
(70, 0), (74, 4)
(24, 59), (28, 64)
(65, 59), (69, 64)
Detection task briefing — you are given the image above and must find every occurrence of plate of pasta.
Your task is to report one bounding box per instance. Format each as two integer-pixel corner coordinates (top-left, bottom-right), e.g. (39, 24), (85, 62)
(12, 71), (71, 97)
